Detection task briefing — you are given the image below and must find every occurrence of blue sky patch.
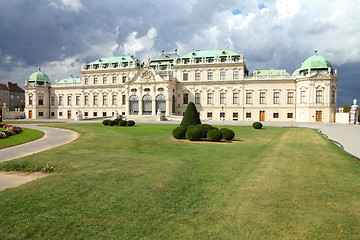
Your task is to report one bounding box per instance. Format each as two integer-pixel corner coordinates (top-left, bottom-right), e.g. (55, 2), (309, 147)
(232, 8), (241, 15)
(258, 3), (267, 10)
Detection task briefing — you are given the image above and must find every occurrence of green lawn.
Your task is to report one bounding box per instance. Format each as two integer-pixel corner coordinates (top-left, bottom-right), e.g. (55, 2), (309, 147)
(0, 127), (45, 150)
(0, 123), (360, 239)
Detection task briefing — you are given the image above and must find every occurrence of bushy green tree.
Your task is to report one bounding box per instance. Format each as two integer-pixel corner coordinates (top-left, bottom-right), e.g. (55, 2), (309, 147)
(180, 102), (201, 127)
(341, 104), (351, 112)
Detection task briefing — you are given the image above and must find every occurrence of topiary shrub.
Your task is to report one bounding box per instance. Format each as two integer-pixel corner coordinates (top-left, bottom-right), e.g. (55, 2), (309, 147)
(119, 120), (127, 126)
(114, 118), (121, 125)
(207, 129), (223, 142)
(195, 124), (215, 138)
(220, 128), (235, 140)
(109, 120), (115, 126)
(180, 102), (201, 128)
(172, 126), (187, 139)
(185, 127), (202, 141)
(252, 122), (263, 129)
(127, 120), (135, 126)
(103, 120), (110, 126)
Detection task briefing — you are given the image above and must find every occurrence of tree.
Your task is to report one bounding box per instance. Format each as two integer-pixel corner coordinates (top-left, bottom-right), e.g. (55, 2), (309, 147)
(180, 102), (201, 127)
(341, 104), (351, 112)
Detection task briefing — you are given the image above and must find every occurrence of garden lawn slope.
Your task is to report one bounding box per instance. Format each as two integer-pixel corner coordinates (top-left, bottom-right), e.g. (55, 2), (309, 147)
(0, 123), (360, 239)
(0, 128), (44, 150)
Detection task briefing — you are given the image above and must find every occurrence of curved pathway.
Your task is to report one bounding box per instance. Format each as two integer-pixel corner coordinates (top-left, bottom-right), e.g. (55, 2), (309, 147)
(0, 124), (79, 163)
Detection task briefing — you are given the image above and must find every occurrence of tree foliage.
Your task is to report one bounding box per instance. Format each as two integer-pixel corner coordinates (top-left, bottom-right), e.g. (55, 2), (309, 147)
(180, 102), (201, 127)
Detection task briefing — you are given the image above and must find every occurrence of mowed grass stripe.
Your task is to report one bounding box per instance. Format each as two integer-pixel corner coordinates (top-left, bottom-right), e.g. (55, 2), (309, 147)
(0, 124), (359, 239)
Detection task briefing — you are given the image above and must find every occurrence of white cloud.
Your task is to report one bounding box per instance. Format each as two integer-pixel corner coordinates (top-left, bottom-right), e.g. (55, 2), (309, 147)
(276, 0), (301, 19)
(121, 27), (157, 58)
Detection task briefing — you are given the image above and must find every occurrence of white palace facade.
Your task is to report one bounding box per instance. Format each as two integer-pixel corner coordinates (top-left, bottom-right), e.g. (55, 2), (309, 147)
(25, 49), (338, 122)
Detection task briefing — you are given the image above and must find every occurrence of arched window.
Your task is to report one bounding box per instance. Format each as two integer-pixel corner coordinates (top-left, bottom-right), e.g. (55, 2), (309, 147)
(156, 94), (166, 114)
(129, 95), (139, 115)
(142, 95), (152, 115)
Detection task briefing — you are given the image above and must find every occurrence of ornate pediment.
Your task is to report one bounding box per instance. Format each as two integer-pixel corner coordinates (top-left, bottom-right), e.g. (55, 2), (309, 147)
(129, 67), (165, 83)
(308, 73), (331, 80)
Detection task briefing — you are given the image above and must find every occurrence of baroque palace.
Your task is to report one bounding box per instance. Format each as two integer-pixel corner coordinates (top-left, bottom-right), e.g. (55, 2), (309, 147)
(25, 49), (338, 122)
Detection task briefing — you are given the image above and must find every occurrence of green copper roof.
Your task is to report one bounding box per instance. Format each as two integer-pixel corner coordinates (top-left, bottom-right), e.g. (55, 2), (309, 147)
(88, 56), (138, 65)
(29, 68), (50, 83)
(299, 51), (332, 72)
(292, 68), (300, 75)
(251, 69), (290, 76)
(182, 49), (240, 58)
(57, 77), (81, 84)
(151, 53), (180, 62)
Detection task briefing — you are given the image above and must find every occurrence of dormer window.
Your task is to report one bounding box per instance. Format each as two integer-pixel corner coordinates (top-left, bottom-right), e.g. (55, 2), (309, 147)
(144, 88), (150, 92)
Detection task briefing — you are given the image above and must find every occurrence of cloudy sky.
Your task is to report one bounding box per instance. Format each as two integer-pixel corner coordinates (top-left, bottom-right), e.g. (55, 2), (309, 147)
(0, 0), (359, 105)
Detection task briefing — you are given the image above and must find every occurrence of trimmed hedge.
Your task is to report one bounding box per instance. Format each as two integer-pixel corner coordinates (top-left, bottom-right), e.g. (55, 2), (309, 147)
(195, 124), (215, 138)
(220, 128), (235, 140)
(114, 118), (122, 125)
(172, 126), (187, 139)
(252, 122), (263, 129)
(207, 129), (223, 142)
(103, 120), (110, 126)
(180, 102), (201, 127)
(185, 127), (202, 141)
(109, 120), (115, 126)
(119, 120), (127, 126)
(127, 120), (135, 126)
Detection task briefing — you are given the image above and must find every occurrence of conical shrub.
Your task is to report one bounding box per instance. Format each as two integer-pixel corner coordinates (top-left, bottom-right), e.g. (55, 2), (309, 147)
(180, 102), (201, 127)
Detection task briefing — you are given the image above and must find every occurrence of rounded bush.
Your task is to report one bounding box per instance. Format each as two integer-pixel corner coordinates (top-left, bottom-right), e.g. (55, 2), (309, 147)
(185, 127), (202, 141)
(220, 128), (235, 140)
(195, 124), (215, 138)
(207, 129), (223, 142)
(252, 122), (263, 129)
(172, 126), (187, 139)
(102, 120), (110, 126)
(119, 120), (127, 126)
(109, 120), (115, 126)
(127, 120), (135, 126)
(114, 118), (122, 125)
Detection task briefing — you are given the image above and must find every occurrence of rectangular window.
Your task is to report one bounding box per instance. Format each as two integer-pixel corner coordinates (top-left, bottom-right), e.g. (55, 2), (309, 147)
(51, 96), (55, 106)
(59, 112), (63, 117)
(85, 78), (89, 85)
(183, 93), (188, 104)
(207, 93), (213, 104)
(93, 95), (98, 105)
(316, 90), (322, 103)
(273, 92), (280, 104)
(93, 112), (97, 117)
(273, 112), (279, 118)
(207, 72), (213, 80)
(29, 96), (33, 105)
(246, 112), (251, 118)
(207, 112), (212, 118)
(220, 72), (225, 80)
(246, 92), (252, 104)
(233, 92), (239, 104)
(301, 91), (306, 103)
(220, 112), (225, 118)
(183, 73), (188, 81)
(195, 72), (200, 80)
(195, 93), (200, 104)
(51, 112), (55, 117)
(331, 90), (335, 104)
(103, 77), (107, 84)
(84, 96), (89, 106)
(233, 71), (239, 79)
(287, 113), (293, 118)
(112, 95), (117, 105)
(67, 96), (71, 106)
(94, 77), (98, 84)
(259, 92), (266, 104)
(103, 112), (107, 117)
(103, 95), (108, 105)
(39, 112), (43, 117)
(38, 96), (44, 105)
(122, 95), (126, 105)
(59, 96), (64, 106)
(112, 76), (117, 83)
(122, 76), (127, 83)
(76, 96), (80, 106)
(233, 112), (238, 118)
(84, 112), (88, 117)
(220, 93), (225, 104)
(287, 92), (294, 104)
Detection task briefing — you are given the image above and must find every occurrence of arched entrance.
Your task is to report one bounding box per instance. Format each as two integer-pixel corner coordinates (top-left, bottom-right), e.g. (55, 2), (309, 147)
(156, 94), (166, 114)
(142, 95), (152, 115)
(129, 95), (139, 115)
